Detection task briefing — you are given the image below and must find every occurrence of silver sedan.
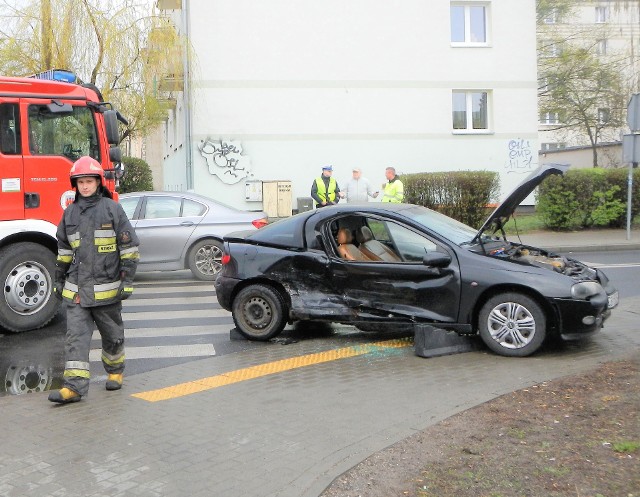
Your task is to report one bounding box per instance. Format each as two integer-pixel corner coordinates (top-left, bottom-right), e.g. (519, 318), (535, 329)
(119, 191), (268, 280)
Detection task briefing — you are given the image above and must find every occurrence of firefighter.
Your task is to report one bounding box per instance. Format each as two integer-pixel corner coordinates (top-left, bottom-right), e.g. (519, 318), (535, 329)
(48, 156), (140, 404)
(381, 166), (404, 203)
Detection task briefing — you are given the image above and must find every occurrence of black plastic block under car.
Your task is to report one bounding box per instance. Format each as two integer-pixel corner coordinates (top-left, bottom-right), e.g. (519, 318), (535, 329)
(414, 324), (484, 358)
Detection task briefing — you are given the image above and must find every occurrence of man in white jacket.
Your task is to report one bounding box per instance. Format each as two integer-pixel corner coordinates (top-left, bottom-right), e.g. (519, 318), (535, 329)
(343, 168), (379, 203)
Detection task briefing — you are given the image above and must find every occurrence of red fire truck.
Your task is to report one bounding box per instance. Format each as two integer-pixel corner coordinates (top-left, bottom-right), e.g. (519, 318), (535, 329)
(0, 70), (125, 332)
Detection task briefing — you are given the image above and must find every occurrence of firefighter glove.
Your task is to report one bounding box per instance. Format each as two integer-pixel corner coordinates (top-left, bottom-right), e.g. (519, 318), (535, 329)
(118, 281), (134, 301)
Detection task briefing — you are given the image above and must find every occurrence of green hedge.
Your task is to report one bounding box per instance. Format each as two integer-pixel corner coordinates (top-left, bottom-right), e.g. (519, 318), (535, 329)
(117, 156), (154, 193)
(403, 170), (500, 228)
(536, 168), (640, 230)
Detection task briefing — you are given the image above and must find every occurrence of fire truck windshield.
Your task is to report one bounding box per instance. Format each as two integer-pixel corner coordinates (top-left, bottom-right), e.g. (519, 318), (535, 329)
(28, 105), (100, 162)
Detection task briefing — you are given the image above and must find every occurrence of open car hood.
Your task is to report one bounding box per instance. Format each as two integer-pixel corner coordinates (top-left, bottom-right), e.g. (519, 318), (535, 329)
(472, 163), (569, 243)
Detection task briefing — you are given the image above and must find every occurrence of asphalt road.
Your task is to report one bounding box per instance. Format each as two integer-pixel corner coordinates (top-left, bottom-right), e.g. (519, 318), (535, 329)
(1, 249), (638, 397)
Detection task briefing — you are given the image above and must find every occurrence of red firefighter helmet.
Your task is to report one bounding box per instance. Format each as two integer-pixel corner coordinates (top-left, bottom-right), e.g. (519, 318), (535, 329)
(69, 156), (104, 188)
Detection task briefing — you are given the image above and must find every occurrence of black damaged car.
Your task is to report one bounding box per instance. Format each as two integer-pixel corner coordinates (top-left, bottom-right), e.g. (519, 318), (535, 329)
(215, 164), (618, 357)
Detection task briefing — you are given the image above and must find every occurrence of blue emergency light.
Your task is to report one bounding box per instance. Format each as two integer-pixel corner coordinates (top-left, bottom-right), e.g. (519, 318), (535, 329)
(29, 69), (77, 83)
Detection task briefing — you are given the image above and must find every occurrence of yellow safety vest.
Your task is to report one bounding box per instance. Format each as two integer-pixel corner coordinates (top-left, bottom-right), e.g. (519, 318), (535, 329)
(315, 176), (337, 203)
(382, 179), (404, 203)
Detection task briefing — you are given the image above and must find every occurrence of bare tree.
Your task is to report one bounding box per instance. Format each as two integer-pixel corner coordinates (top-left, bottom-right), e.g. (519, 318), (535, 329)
(0, 0), (184, 142)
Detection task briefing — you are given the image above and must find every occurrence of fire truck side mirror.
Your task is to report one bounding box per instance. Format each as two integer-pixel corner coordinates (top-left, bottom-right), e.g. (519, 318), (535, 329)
(109, 146), (122, 164)
(104, 110), (120, 145)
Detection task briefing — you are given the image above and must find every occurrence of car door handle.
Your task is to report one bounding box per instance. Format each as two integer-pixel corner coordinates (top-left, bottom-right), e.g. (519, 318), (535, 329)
(179, 221), (194, 226)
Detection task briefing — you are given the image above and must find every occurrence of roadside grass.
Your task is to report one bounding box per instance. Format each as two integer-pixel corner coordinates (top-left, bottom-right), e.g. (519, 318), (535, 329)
(501, 212), (640, 234)
(502, 213), (545, 234)
(613, 441), (640, 453)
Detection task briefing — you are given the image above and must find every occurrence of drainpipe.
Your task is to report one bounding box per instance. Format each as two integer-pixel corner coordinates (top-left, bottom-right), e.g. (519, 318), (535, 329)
(182, 0), (193, 190)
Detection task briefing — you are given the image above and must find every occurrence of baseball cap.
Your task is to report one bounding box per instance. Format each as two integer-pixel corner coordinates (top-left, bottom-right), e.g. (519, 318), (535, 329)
(352, 167), (361, 173)
(322, 165), (333, 171)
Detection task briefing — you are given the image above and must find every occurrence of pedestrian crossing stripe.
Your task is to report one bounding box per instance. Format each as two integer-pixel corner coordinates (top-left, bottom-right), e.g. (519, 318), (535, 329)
(131, 338), (412, 402)
(89, 344), (215, 362)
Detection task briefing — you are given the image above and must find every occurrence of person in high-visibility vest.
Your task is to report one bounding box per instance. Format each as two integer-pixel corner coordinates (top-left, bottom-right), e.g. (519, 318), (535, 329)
(311, 165), (344, 208)
(381, 166), (404, 203)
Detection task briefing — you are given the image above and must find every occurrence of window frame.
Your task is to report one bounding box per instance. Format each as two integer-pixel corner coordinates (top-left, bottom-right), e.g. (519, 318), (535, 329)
(595, 6), (609, 23)
(452, 90), (492, 134)
(539, 112), (560, 125)
(595, 38), (607, 56)
(450, 2), (491, 47)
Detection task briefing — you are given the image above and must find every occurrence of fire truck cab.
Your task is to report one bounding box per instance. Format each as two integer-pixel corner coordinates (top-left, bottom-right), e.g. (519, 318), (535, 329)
(0, 70), (123, 332)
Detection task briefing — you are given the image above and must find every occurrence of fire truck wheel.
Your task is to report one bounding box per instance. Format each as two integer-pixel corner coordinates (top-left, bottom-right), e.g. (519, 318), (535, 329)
(0, 243), (59, 333)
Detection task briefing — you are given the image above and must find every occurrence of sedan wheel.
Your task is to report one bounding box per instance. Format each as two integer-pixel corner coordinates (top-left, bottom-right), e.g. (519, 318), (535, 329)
(478, 292), (546, 357)
(188, 239), (223, 281)
(232, 284), (287, 340)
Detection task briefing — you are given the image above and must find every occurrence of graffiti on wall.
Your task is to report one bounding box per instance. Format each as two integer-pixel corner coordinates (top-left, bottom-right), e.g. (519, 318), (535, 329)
(505, 138), (535, 174)
(199, 138), (252, 184)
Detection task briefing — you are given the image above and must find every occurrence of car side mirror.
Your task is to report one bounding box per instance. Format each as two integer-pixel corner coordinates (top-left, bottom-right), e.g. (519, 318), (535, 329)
(422, 252), (451, 268)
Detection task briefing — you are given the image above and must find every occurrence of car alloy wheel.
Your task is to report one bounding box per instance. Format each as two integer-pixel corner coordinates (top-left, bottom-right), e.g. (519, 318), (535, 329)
(188, 239), (223, 281)
(478, 292), (546, 357)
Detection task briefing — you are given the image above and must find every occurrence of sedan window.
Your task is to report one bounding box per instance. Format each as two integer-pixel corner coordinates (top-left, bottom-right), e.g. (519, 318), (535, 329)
(119, 197), (140, 220)
(144, 196), (182, 219)
(182, 199), (206, 217)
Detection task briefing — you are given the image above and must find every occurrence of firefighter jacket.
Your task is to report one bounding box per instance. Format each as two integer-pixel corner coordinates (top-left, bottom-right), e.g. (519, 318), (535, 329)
(382, 177), (404, 203)
(55, 192), (140, 307)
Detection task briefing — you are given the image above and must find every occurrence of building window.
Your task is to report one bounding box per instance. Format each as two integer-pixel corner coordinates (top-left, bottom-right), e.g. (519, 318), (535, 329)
(451, 3), (489, 45)
(452, 90), (490, 131)
(539, 40), (561, 58)
(598, 108), (610, 123)
(595, 39), (607, 55)
(540, 112), (560, 125)
(543, 8), (558, 24)
(595, 6), (608, 23)
(541, 142), (566, 151)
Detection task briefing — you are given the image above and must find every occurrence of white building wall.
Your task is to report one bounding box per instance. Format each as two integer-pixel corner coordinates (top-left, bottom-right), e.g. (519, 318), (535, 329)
(162, 0), (539, 211)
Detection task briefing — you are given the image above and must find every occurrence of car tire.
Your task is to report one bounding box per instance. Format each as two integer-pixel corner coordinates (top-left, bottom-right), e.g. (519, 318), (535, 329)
(232, 284), (288, 340)
(478, 292), (546, 357)
(188, 239), (223, 281)
(0, 243), (59, 333)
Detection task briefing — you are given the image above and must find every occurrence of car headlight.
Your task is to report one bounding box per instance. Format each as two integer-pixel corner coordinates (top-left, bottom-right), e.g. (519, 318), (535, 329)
(571, 281), (604, 300)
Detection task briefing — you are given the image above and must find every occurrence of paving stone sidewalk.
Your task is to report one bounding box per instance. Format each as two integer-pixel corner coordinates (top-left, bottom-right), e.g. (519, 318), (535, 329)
(1, 295), (639, 497)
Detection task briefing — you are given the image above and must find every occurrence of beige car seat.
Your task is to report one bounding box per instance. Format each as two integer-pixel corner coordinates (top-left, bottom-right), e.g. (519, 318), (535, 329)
(337, 228), (372, 261)
(356, 226), (402, 262)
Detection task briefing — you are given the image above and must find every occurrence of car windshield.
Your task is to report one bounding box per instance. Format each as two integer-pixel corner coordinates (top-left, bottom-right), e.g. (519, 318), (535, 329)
(404, 205), (479, 245)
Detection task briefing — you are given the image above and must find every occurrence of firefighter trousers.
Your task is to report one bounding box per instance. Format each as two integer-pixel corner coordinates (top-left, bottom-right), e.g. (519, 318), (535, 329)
(62, 301), (125, 396)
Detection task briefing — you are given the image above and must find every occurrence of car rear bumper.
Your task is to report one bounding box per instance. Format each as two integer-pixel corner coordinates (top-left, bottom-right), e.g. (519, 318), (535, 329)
(214, 275), (241, 310)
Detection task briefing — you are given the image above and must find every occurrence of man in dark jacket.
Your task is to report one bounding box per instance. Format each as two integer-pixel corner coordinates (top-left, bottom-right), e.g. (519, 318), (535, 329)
(48, 156), (140, 404)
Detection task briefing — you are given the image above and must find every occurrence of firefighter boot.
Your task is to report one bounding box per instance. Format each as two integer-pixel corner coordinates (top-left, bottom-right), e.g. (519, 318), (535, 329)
(106, 373), (123, 391)
(48, 387), (81, 404)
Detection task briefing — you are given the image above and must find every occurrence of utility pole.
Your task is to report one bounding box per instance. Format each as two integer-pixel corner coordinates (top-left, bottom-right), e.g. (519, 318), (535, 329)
(622, 93), (640, 240)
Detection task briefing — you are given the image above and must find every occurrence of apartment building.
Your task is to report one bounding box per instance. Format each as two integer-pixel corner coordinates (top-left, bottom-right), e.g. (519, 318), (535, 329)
(538, 0), (640, 155)
(153, 0), (538, 211)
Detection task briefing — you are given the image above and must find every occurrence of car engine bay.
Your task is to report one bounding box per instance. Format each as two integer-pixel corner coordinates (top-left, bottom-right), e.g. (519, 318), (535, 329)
(476, 240), (599, 280)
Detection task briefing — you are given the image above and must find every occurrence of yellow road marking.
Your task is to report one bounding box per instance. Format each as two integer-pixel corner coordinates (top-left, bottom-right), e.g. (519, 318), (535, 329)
(131, 338), (411, 402)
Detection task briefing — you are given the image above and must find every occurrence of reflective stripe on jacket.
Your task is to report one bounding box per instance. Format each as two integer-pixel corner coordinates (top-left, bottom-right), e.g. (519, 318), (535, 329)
(56, 194), (140, 307)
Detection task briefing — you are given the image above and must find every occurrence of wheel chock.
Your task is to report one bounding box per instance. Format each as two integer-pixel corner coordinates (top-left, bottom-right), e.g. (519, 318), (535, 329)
(414, 324), (484, 358)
